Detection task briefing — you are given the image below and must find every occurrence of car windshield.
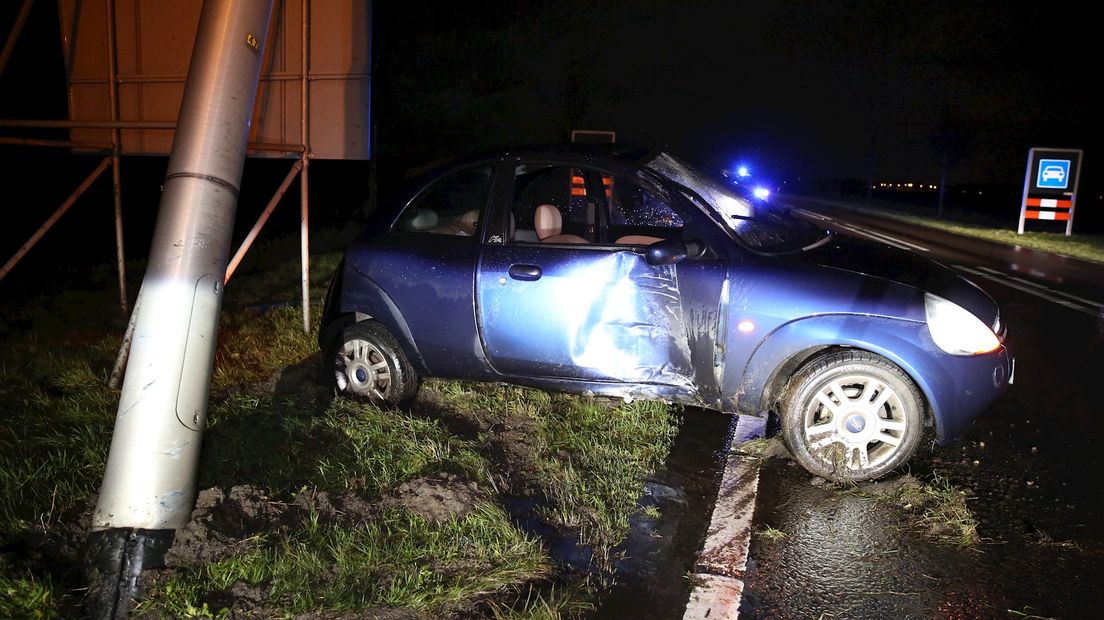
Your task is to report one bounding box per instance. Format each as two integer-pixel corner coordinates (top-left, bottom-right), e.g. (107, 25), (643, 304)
(645, 152), (830, 254)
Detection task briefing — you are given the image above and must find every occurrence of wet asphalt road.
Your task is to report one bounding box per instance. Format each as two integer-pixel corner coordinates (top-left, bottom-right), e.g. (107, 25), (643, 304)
(737, 197), (1104, 618)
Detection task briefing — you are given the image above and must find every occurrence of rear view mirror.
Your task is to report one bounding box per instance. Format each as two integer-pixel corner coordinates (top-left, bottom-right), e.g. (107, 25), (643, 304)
(646, 238), (688, 266)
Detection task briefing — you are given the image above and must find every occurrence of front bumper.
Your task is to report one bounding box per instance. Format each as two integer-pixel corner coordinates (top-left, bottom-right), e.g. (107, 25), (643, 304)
(929, 339), (1013, 444)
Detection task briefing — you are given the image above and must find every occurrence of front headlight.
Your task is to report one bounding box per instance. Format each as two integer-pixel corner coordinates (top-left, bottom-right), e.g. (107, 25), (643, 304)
(924, 293), (1001, 355)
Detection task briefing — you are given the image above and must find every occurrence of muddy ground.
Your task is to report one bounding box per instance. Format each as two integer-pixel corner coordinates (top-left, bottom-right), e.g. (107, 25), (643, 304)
(1, 354), (723, 618)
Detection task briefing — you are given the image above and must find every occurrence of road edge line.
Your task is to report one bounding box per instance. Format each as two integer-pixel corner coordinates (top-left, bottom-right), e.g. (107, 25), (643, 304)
(682, 415), (765, 620)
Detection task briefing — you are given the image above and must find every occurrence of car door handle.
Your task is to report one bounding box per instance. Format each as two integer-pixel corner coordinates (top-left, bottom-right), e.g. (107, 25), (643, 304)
(508, 264), (542, 281)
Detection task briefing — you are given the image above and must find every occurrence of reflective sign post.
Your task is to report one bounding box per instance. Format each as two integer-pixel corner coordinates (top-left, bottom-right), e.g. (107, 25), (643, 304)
(1017, 147), (1084, 236)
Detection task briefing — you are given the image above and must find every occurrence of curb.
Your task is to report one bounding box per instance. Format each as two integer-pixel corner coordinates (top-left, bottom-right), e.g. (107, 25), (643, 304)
(682, 415), (766, 620)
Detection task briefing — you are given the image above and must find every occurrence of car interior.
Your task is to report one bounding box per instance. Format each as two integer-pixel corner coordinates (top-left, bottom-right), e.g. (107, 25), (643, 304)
(509, 164), (684, 246)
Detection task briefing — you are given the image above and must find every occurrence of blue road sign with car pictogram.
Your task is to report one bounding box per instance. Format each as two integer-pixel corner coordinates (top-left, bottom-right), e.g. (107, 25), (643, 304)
(1037, 159), (1071, 189)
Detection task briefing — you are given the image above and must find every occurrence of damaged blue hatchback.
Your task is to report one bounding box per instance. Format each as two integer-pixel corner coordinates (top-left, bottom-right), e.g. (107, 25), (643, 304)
(319, 145), (1011, 481)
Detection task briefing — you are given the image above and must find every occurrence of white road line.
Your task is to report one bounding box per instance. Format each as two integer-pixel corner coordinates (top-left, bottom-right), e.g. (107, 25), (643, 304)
(684, 415), (766, 620)
(789, 204), (931, 252)
(953, 265), (1100, 317)
(791, 207), (831, 222)
(834, 222), (931, 252)
(972, 266), (1104, 308)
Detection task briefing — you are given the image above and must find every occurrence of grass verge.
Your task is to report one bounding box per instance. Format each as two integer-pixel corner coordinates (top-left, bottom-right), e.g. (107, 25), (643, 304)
(423, 380), (680, 565)
(797, 196), (1104, 264)
(1, 243), (682, 616)
(139, 504), (550, 617)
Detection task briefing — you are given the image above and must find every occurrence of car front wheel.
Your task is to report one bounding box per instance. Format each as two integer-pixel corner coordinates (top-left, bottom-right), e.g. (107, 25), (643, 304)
(780, 350), (924, 481)
(331, 321), (418, 406)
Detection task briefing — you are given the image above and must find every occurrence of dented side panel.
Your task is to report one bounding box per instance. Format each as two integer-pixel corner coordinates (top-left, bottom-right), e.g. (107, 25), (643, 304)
(478, 245), (697, 388)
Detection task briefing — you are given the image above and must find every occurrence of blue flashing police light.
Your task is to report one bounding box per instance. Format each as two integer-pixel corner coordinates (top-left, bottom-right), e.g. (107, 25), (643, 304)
(753, 187), (770, 200)
(737, 166), (750, 177)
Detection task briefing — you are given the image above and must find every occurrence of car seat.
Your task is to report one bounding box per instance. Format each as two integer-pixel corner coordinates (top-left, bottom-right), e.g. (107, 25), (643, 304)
(534, 204), (588, 244)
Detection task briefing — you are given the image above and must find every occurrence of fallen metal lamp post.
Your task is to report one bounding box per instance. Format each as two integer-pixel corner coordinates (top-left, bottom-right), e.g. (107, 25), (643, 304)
(84, 0), (274, 617)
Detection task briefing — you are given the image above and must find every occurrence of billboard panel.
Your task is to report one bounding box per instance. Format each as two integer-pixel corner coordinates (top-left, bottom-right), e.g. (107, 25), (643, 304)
(59, 0), (371, 160)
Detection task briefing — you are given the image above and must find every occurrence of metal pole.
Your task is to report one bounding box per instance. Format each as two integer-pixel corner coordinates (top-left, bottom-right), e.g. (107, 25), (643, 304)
(107, 0), (128, 315)
(1016, 148), (1033, 235)
(108, 295), (141, 390)
(300, 0), (311, 332)
(0, 0), (34, 78)
(0, 134), (301, 154)
(0, 119), (177, 129)
(85, 1), (275, 616)
(0, 137), (113, 148)
(224, 159), (304, 283)
(1065, 151), (1084, 237)
(300, 155), (310, 331)
(0, 156), (111, 280)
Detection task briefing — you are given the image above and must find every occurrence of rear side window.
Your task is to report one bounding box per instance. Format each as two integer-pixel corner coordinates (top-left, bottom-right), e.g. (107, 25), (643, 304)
(396, 165), (493, 236)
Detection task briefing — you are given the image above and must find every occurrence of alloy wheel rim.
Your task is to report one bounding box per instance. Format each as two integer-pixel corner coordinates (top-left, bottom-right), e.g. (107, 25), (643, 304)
(802, 373), (908, 471)
(335, 338), (392, 402)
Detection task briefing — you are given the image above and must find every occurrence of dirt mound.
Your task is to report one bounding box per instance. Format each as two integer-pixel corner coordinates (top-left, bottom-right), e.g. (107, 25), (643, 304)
(165, 483), (399, 569)
(415, 390), (547, 496)
(379, 474), (486, 522)
(140, 476), (483, 615)
(165, 485), (283, 567)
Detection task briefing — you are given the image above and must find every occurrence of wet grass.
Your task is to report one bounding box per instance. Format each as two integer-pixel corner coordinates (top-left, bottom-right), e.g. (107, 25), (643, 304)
(199, 394), (489, 497)
(139, 504), (550, 617)
(0, 571), (64, 620)
(536, 397), (679, 563)
(0, 230), (682, 616)
(487, 583), (596, 619)
(735, 437), (771, 457)
(756, 524), (787, 542)
(878, 475), (979, 547)
(0, 342), (119, 533)
(424, 380), (681, 565)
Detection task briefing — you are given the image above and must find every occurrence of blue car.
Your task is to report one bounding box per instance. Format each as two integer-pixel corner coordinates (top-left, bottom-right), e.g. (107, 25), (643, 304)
(319, 145), (1011, 481)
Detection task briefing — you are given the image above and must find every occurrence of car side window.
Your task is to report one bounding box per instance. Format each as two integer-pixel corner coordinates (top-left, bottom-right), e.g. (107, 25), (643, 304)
(396, 165), (493, 236)
(597, 174), (683, 247)
(509, 164), (594, 244)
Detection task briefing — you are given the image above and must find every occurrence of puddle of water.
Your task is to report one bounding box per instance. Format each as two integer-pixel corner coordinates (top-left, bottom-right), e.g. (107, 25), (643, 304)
(498, 407), (741, 618)
(592, 408), (734, 619)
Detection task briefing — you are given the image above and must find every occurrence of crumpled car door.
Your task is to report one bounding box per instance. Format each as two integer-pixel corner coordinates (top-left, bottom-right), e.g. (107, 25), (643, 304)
(477, 245), (695, 389)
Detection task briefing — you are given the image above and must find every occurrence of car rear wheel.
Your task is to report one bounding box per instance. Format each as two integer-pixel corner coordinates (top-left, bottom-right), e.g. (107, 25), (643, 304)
(331, 321), (418, 406)
(780, 350), (923, 481)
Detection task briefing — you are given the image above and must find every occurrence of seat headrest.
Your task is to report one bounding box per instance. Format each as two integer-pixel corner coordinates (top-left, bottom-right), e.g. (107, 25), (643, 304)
(534, 204), (562, 240)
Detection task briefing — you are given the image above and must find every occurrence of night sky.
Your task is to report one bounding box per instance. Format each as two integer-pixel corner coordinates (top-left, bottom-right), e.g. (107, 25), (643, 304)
(1, 0), (1099, 229)
(375, 0), (1099, 186)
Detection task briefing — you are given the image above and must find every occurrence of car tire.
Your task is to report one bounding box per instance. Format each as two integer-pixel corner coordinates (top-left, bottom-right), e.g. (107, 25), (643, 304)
(330, 321), (419, 406)
(780, 350), (923, 482)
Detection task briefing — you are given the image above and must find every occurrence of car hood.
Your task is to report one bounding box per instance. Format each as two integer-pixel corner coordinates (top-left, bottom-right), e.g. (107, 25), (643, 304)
(793, 235), (1000, 327)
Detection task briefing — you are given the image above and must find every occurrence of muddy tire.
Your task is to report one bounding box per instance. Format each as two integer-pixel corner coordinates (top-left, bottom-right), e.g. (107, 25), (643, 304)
(780, 350), (923, 482)
(330, 321), (418, 406)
